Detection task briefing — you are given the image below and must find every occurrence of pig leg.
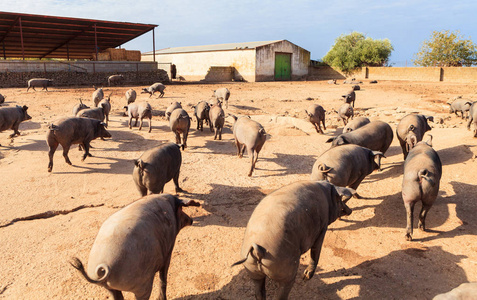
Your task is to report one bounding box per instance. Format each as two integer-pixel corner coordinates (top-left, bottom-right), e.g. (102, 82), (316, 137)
(317, 122), (324, 134)
(209, 120), (214, 132)
(276, 280), (295, 300)
(218, 126), (222, 140)
(157, 255), (171, 300)
(418, 204), (432, 231)
(61, 144), (73, 165)
(322, 118), (326, 131)
(251, 276), (266, 300)
(107, 289), (124, 300)
(304, 229), (326, 280)
(174, 131), (181, 145)
(134, 117), (138, 127)
(241, 145), (246, 157)
(128, 116), (133, 129)
(404, 202), (415, 241)
(399, 139), (408, 160)
(148, 117), (152, 133)
(47, 142), (59, 172)
(173, 171), (183, 193)
(81, 143), (91, 161)
(182, 130), (188, 149)
(235, 140), (242, 157)
(134, 282), (154, 300)
(139, 118), (143, 131)
(248, 148), (255, 177)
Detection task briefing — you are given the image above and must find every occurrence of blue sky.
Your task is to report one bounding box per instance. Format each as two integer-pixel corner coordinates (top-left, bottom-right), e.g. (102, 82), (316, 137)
(3, 0), (476, 66)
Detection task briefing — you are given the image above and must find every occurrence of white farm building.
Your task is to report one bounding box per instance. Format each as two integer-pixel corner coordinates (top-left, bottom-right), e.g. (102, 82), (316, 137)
(142, 40), (310, 82)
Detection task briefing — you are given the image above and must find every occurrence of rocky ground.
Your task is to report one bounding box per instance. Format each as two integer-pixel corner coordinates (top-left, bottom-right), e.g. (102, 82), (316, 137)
(0, 79), (476, 299)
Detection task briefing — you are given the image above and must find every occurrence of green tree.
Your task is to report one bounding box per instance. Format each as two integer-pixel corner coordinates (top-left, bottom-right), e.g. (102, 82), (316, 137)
(413, 30), (477, 67)
(323, 32), (393, 74)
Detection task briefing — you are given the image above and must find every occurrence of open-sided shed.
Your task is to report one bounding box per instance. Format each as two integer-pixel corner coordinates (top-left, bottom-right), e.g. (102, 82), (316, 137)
(0, 11), (157, 60)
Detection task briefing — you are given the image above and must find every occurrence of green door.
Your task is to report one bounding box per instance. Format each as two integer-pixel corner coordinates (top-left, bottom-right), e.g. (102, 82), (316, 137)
(275, 53), (291, 80)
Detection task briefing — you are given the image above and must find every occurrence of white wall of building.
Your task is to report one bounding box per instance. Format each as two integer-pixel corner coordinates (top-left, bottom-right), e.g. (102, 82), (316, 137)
(142, 50), (256, 81)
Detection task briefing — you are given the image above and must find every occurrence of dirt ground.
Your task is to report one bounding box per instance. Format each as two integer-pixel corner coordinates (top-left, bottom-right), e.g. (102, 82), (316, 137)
(0, 79), (476, 300)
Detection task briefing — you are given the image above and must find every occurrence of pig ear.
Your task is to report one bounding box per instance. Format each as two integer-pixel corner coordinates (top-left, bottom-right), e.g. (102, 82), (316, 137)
(408, 124), (415, 132)
(22, 105), (29, 111)
(325, 137), (334, 143)
(372, 151), (386, 158)
(180, 199), (200, 207)
(100, 122), (107, 128)
(424, 134), (433, 147)
(425, 115), (434, 122)
(334, 186), (356, 202)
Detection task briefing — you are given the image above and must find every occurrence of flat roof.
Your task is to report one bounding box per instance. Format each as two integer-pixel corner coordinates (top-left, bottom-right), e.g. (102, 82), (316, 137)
(143, 40), (284, 55)
(0, 11), (157, 60)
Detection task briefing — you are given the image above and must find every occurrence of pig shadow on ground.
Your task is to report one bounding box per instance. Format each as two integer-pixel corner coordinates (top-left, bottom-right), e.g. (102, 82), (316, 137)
(233, 105), (261, 111)
(382, 145), (402, 158)
(318, 246), (468, 299)
(202, 139), (236, 155)
(52, 156), (134, 175)
(437, 144), (475, 166)
(256, 152), (317, 177)
(181, 183), (265, 228)
(364, 161), (403, 182)
(7, 138), (48, 152)
(104, 130), (168, 152)
(417, 181), (477, 242)
(18, 121), (41, 130)
(173, 267), (342, 300)
(334, 191), (449, 236)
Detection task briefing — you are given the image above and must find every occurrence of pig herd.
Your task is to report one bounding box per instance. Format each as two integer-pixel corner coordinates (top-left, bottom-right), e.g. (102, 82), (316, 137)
(0, 80), (475, 299)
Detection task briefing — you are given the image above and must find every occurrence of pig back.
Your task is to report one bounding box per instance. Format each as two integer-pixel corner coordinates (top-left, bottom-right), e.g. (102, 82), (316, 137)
(134, 143), (182, 189)
(240, 181), (337, 278)
(339, 121), (393, 153)
(76, 107), (105, 122)
(343, 117), (370, 133)
(396, 114), (431, 142)
(311, 144), (375, 186)
(402, 143), (442, 203)
(233, 117), (266, 147)
(306, 104), (325, 123)
(169, 108), (190, 131)
(209, 105), (224, 126)
(87, 194), (179, 286)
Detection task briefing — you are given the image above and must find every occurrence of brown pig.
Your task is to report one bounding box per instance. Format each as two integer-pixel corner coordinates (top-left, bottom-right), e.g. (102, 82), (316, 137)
(70, 194), (199, 300)
(232, 180), (354, 300)
(466, 102), (477, 137)
(76, 106), (105, 122)
(402, 137), (442, 241)
(125, 102), (153, 133)
(169, 109), (191, 149)
(230, 115), (267, 177)
(305, 104), (326, 134)
(209, 104), (225, 140)
(311, 144), (384, 198)
(0, 105), (32, 145)
(396, 114), (433, 159)
(165, 102), (182, 121)
(133, 142), (183, 196)
(46, 117), (111, 172)
(343, 116), (370, 133)
(193, 101), (210, 131)
(337, 103), (354, 126)
(326, 120), (394, 154)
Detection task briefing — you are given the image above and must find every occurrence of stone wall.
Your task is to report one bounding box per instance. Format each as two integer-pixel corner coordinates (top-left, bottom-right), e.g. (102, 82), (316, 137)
(0, 60), (158, 73)
(0, 69), (169, 88)
(204, 66), (234, 82)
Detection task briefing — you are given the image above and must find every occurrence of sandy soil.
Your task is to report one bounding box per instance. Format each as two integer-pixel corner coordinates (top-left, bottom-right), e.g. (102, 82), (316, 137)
(0, 79), (476, 300)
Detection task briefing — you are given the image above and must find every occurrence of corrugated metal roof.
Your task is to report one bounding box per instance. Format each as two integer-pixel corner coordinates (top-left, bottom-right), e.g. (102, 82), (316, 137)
(143, 40), (284, 55)
(0, 11), (157, 59)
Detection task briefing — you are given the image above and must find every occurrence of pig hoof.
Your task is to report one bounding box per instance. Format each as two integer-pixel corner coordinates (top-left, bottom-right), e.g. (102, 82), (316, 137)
(175, 187), (184, 193)
(303, 269), (315, 280)
(418, 223), (425, 231)
(48, 168), (52, 172)
(405, 234), (413, 241)
(248, 172), (253, 177)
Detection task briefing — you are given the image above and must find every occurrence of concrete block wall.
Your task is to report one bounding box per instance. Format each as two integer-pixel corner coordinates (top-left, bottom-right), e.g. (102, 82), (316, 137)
(364, 67), (442, 82)
(204, 66), (234, 82)
(0, 60), (158, 73)
(0, 70), (169, 88)
(441, 67), (477, 83)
